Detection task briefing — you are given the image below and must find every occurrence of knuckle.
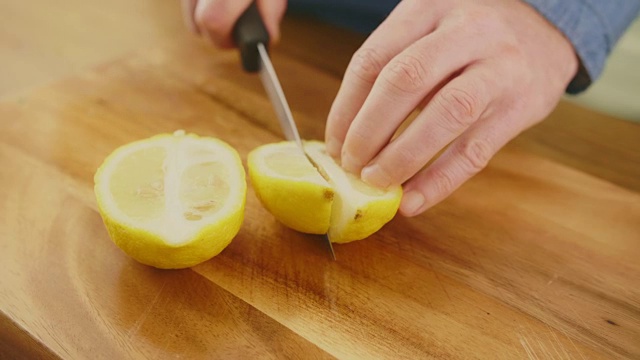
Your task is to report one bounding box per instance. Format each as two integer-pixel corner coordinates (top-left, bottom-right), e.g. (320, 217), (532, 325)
(381, 54), (428, 94)
(457, 137), (493, 174)
(348, 48), (386, 85)
(436, 87), (481, 132)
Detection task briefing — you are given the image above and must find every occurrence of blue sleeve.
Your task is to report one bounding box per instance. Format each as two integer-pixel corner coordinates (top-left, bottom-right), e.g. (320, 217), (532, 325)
(288, 0), (399, 34)
(289, 0), (640, 94)
(522, 0), (640, 93)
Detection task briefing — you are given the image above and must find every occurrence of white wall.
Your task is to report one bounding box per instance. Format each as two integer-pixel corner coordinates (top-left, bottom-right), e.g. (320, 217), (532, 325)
(568, 18), (640, 122)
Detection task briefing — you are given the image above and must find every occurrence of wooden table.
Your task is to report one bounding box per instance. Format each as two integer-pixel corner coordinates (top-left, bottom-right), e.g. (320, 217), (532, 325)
(1, 11), (639, 360)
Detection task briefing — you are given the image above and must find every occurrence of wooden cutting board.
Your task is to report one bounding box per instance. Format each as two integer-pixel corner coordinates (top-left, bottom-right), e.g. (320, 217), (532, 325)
(1, 32), (639, 359)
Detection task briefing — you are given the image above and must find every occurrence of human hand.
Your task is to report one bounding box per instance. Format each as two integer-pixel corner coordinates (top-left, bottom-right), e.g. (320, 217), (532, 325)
(181, 0), (287, 47)
(324, 0), (579, 217)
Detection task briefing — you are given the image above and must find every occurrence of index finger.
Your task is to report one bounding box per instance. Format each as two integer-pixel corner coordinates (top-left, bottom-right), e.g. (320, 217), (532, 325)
(324, 0), (448, 157)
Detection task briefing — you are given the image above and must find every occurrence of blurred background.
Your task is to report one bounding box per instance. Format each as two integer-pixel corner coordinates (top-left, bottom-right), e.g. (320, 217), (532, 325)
(1, 0), (638, 121)
(568, 18), (640, 122)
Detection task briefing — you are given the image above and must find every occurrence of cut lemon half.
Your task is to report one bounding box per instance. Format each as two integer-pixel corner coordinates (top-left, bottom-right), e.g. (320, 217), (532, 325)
(94, 130), (246, 269)
(248, 142), (333, 234)
(248, 141), (402, 243)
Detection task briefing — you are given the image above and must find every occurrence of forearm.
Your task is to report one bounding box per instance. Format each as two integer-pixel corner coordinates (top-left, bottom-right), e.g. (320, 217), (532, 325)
(523, 0), (640, 93)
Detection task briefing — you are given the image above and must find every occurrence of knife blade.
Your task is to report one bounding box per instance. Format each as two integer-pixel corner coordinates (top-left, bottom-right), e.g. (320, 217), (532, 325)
(256, 43), (304, 150)
(233, 2), (336, 260)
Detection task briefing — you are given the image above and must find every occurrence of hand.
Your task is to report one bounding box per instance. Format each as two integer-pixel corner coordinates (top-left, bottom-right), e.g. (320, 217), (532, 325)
(324, 0), (579, 217)
(181, 0), (287, 47)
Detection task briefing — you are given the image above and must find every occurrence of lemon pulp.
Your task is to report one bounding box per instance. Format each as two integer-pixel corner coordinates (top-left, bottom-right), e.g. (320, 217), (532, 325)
(94, 131), (246, 269)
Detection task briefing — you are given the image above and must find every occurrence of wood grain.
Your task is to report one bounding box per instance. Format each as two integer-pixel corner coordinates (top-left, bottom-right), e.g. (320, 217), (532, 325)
(1, 0), (638, 191)
(0, 0), (185, 99)
(1, 31), (639, 359)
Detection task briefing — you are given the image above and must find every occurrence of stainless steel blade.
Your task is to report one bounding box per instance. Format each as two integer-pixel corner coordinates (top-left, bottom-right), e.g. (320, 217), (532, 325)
(257, 43), (303, 150)
(257, 43), (335, 260)
(323, 234), (336, 261)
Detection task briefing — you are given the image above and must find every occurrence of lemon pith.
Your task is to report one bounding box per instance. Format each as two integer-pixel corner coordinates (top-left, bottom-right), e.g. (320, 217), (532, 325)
(94, 131), (246, 269)
(304, 141), (402, 243)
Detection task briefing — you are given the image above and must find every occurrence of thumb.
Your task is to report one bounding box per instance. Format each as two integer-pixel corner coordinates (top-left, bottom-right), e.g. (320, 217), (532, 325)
(194, 0), (253, 48)
(194, 0), (287, 48)
(257, 0), (288, 45)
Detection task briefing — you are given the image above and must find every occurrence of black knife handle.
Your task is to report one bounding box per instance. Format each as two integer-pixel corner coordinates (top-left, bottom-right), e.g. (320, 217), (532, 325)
(232, 2), (270, 73)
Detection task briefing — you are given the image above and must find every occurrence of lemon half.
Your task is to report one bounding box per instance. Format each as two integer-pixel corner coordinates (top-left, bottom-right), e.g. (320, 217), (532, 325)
(94, 131), (246, 269)
(248, 141), (402, 243)
(247, 142), (333, 234)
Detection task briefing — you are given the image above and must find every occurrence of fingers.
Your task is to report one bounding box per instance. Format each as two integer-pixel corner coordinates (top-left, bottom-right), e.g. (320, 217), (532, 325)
(324, 0), (449, 158)
(257, 0), (287, 44)
(398, 108), (523, 217)
(320, 1), (576, 218)
(360, 63), (501, 188)
(339, 23), (494, 176)
(189, 0), (286, 48)
(192, 0), (250, 47)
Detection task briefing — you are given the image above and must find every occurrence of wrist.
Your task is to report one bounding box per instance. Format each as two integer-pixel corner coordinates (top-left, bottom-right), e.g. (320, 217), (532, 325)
(523, 0), (611, 94)
(511, 0), (580, 94)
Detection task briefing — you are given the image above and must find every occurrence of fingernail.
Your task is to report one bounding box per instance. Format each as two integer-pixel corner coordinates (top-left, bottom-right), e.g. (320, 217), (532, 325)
(326, 137), (341, 158)
(400, 191), (425, 216)
(361, 164), (391, 188)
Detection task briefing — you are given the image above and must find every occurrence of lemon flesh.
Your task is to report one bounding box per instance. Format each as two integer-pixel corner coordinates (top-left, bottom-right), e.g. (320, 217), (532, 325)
(248, 142), (333, 234)
(304, 141), (402, 243)
(248, 141), (402, 243)
(94, 131), (246, 269)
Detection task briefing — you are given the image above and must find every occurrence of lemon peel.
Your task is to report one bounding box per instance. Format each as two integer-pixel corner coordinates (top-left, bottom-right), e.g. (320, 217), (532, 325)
(94, 131), (246, 269)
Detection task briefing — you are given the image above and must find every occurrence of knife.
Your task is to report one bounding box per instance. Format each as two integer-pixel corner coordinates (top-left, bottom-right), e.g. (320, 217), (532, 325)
(233, 2), (336, 260)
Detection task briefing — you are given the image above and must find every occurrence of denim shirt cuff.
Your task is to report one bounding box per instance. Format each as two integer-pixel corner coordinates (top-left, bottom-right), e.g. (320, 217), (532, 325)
(523, 0), (640, 94)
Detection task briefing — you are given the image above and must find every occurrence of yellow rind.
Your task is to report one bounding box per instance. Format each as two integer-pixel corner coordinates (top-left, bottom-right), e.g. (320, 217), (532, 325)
(97, 198), (245, 269)
(304, 140), (403, 244)
(328, 191), (402, 244)
(248, 140), (402, 244)
(248, 144), (333, 234)
(94, 132), (246, 269)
